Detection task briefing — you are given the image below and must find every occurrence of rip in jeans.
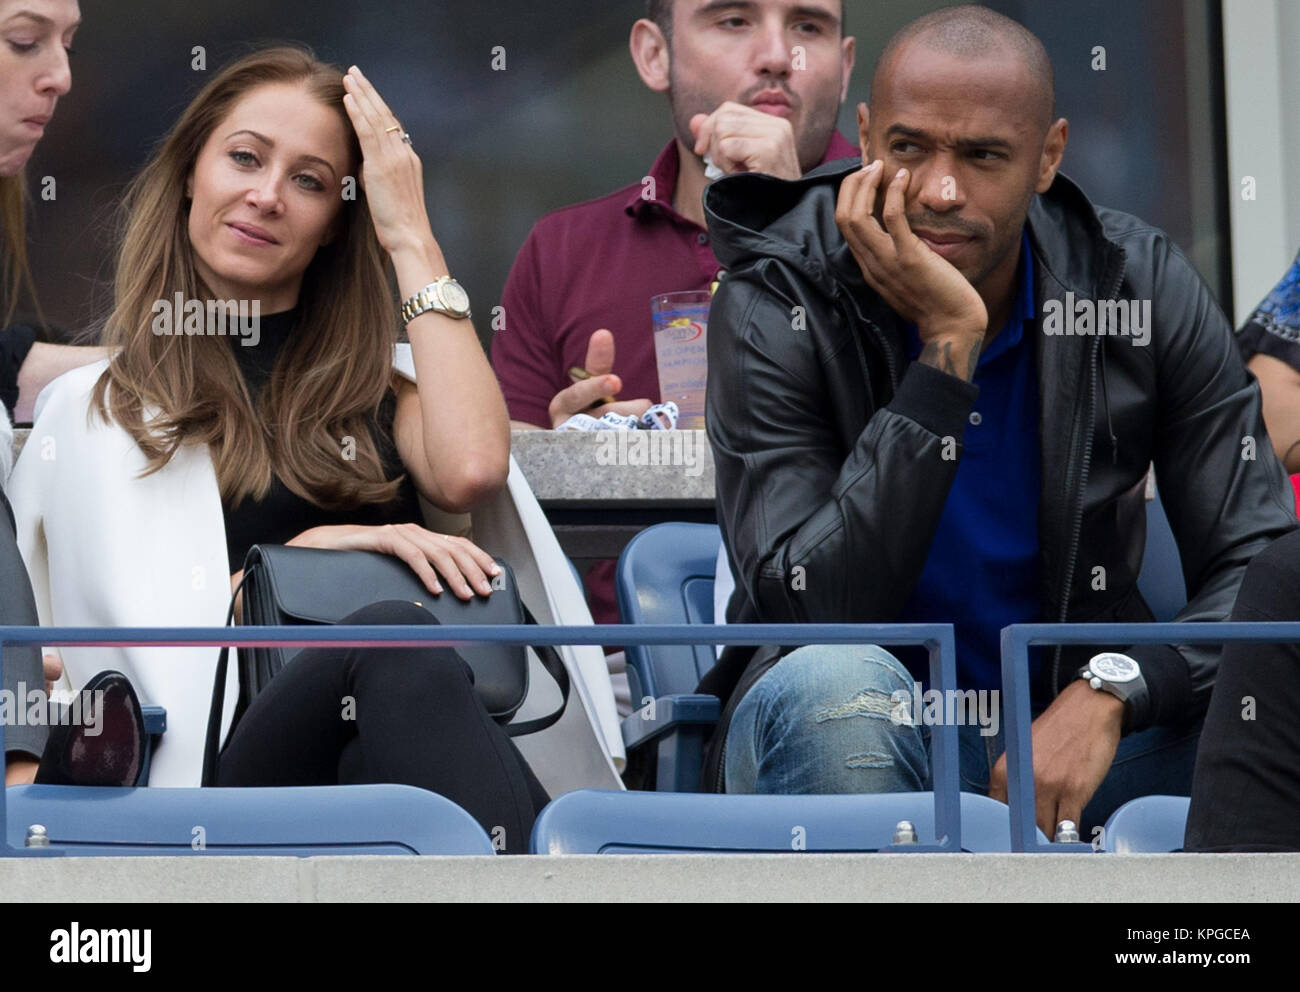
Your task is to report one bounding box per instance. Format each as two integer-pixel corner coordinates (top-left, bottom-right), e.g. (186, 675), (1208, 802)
(813, 679), (906, 771)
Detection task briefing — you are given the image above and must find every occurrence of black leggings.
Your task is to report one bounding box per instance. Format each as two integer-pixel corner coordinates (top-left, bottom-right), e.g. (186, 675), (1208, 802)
(1185, 528), (1300, 851)
(216, 601), (549, 854)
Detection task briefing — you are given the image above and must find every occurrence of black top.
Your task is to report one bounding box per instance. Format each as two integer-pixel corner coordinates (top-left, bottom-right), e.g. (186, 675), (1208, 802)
(1236, 250), (1300, 371)
(0, 324), (37, 421)
(222, 308), (422, 573)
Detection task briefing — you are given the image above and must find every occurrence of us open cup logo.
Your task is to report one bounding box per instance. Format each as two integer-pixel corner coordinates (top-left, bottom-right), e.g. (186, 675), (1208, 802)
(663, 317), (705, 343)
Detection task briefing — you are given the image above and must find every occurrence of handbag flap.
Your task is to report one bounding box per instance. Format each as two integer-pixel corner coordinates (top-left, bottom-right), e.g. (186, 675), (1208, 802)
(249, 546), (518, 625)
(243, 545), (530, 718)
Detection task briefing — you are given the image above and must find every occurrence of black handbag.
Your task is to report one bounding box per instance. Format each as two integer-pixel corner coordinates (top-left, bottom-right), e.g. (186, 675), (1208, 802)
(201, 544), (569, 787)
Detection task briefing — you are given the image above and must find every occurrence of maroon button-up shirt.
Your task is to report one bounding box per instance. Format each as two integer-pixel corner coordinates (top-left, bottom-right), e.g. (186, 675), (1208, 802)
(492, 132), (859, 626)
(492, 132), (859, 428)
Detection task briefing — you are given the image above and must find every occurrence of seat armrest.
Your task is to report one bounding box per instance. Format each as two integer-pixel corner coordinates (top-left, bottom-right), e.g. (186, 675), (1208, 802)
(621, 694), (719, 750)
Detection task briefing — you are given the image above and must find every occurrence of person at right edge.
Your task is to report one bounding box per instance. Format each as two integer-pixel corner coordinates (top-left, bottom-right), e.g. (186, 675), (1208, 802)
(701, 4), (1298, 839)
(1184, 255), (1300, 851)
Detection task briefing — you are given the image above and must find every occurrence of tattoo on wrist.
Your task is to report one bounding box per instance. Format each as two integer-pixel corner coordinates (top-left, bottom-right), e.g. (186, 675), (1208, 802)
(918, 338), (981, 380)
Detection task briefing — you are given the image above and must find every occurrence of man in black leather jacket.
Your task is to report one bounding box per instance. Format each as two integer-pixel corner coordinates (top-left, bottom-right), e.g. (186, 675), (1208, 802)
(700, 6), (1298, 835)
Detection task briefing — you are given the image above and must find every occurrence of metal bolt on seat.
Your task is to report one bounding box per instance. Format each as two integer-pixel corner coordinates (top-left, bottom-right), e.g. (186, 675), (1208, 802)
(892, 820), (918, 845)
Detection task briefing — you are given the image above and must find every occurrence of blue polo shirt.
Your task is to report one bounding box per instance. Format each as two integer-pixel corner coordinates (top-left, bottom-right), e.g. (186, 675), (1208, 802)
(896, 233), (1041, 691)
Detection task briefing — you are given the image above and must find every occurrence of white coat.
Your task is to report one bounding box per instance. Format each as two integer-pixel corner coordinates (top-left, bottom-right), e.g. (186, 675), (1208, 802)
(8, 351), (625, 791)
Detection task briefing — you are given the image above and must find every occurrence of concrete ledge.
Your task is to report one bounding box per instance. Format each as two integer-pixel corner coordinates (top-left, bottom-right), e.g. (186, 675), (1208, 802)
(509, 429), (714, 506)
(0, 855), (307, 903)
(3, 853), (1299, 902)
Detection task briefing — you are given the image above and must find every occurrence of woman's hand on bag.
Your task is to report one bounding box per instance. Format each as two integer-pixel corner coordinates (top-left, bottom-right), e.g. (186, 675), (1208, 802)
(341, 66), (439, 262)
(286, 524), (500, 600)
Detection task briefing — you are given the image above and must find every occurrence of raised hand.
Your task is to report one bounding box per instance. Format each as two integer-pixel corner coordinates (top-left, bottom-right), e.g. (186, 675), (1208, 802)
(689, 101), (801, 181)
(341, 66), (438, 261)
(835, 157), (988, 379)
(836, 158), (988, 336)
(546, 329), (653, 428)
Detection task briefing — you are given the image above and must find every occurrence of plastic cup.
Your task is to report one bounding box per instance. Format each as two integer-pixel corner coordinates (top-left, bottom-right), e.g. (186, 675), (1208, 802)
(651, 291), (711, 430)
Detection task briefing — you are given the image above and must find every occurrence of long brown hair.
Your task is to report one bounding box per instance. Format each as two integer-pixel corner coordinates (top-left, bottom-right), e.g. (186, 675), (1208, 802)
(0, 172), (38, 325)
(92, 44), (401, 509)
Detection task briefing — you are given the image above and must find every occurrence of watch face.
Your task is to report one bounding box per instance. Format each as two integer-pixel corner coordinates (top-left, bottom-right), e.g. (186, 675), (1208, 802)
(1089, 653), (1140, 683)
(440, 281), (470, 314)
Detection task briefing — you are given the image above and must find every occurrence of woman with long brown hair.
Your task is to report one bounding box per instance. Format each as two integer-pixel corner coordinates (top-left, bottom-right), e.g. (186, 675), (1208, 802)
(9, 45), (550, 848)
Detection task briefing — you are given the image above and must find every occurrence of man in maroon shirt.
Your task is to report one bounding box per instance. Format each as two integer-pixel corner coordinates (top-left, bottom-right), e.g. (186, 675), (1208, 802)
(493, 0), (858, 430)
(492, 0), (858, 672)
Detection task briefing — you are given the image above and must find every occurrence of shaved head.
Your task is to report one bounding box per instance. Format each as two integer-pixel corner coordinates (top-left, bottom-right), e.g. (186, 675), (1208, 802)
(873, 4), (1054, 132)
(851, 4), (1069, 322)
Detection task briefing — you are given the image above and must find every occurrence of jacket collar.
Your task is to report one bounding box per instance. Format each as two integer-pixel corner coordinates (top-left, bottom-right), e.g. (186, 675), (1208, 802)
(1026, 173), (1127, 305)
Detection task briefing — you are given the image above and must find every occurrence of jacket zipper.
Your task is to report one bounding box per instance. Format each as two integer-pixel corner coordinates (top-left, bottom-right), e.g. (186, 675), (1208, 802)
(1049, 256), (1125, 694)
(1050, 337), (1099, 693)
(838, 285), (900, 390)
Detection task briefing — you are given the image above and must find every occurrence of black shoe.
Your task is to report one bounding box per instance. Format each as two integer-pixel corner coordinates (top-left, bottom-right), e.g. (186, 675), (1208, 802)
(34, 670), (146, 787)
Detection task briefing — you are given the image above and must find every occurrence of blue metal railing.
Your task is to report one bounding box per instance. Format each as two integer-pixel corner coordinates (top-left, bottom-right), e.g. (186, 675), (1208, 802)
(15, 620), (1296, 856)
(1001, 622), (1300, 852)
(2, 622), (962, 855)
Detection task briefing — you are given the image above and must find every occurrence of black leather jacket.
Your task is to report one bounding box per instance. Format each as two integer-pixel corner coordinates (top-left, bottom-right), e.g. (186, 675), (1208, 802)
(699, 161), (1298, 790)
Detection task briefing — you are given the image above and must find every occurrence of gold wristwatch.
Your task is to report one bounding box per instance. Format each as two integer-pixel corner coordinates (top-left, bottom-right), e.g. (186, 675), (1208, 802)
(401, 276), (472, 324)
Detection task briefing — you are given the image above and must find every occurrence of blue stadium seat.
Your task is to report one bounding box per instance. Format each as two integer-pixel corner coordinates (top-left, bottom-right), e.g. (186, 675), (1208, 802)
(1138, 485), (1187, 622)
(1101, 795), (1191, 853)
(5, 784), (496, 856)
(531, 788), (1034, 853)
(616, 523), (724, 791)
(617, 522), (722, 699)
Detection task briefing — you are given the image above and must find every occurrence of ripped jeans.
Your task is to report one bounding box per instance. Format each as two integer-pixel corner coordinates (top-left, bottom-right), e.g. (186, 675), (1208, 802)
(723, 644), (1200, 832)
